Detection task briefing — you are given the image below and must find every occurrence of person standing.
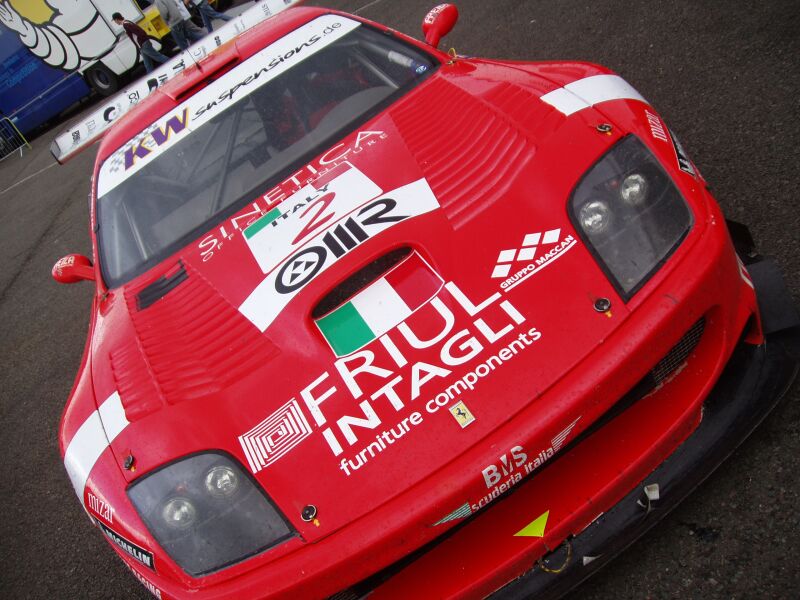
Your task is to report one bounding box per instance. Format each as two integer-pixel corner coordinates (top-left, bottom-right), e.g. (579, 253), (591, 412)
(185, 0), (233, 34)
(112, 12), (169, 73)
(154, 0), (205, 50)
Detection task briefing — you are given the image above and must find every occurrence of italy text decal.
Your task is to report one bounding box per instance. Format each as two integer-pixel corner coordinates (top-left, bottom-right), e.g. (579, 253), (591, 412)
(315, 252), (443, 356)
(244, 162), (382, 274)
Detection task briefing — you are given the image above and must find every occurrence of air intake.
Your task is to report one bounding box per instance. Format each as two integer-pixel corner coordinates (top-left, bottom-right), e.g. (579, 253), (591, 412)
(651, 318), (705, 385)
(136, 261), (188, 310)
(312, 247), (412, 319)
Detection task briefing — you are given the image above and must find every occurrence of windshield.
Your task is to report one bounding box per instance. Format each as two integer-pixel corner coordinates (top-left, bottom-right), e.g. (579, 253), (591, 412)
(96, 16), (435, 287)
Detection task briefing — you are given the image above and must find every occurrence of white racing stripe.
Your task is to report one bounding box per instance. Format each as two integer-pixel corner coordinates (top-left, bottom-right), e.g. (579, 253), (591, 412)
(541, 74), (647, 116)
(64, 391), (129, 499)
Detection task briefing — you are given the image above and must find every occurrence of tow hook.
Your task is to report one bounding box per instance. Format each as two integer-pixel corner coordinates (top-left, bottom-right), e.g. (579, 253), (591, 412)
(636, 483), (660, 514)
(537, 538), (573, 574)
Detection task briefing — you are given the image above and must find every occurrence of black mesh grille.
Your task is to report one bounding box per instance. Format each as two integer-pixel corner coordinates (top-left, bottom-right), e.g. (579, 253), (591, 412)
(650, 318), (705, 385)
(327, 592), (361, 600)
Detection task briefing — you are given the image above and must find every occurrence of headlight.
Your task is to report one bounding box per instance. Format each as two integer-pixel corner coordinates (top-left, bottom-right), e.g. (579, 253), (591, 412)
(569, 135), (692, 298)
(128, 453), (293, 576)
(578, 199), (613, 234)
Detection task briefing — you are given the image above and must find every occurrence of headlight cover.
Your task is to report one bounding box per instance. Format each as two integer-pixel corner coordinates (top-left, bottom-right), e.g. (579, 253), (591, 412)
(128, 452), (293, 576)
(569, 135), (693, 298)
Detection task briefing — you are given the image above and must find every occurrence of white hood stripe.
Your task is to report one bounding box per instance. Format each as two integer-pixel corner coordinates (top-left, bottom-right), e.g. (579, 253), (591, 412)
(64, 391), (129, 499)
(541, 74), (647, 116)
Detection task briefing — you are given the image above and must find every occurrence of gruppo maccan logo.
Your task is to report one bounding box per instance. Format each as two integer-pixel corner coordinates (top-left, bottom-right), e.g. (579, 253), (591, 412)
(491, 228), (577, 291)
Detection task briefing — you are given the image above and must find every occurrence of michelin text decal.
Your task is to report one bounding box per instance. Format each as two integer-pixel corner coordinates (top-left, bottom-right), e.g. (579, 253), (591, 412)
(96, 521), (154, 570)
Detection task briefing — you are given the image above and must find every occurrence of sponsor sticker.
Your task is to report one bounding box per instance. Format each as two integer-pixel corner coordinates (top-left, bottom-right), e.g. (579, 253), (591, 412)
(670, 129), (697, 177)
(432, 502), (473, 526)
(238, 399), (313, 475)
(239, 178), (441, 332)
(87, 492), (114, 524)
(97, 520), (155, 570)
(475, 417), (580, 512)
(53, 1), (308, 163)
(645, 109), (669, 143)
(124, 563), (162, 599)
(244, 162), (383, 274)
(197, 132), (388, 263)
(315, 251), (443, 357)
(237, 279), (541, 476)
(491, 228), (577, 291)
(449, 400), (475, 428)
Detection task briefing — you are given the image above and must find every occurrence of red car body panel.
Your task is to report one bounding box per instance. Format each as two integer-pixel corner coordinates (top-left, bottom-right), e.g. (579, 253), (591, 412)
(57, 6), (784, 600)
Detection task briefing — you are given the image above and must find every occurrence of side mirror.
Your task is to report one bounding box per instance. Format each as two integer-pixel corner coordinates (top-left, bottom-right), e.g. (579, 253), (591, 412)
(52, 254), (95, 284)
(422, 4), (458, 49)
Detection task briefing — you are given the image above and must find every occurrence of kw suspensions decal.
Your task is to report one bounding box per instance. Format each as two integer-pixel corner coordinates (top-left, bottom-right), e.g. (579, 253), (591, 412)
(52, 0), (305, 163)
(96, 15), (361, 196)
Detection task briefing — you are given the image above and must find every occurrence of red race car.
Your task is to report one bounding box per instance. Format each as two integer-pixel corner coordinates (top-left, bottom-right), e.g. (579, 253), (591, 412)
(53, 3), (800, 599)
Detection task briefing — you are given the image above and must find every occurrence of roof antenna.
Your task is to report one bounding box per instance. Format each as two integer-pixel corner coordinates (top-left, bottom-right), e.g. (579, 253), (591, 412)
(184, 44), (204, 73)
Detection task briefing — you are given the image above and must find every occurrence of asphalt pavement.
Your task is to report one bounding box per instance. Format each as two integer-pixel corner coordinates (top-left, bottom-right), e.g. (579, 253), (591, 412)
(1, 0), (798, 598)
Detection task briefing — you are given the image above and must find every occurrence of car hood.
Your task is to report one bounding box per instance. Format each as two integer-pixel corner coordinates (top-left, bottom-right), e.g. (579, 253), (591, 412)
(90, 62), (634, 541)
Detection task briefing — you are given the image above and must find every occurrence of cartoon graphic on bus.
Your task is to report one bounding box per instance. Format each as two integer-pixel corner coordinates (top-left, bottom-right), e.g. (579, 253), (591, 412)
(0, 0), (118, 72)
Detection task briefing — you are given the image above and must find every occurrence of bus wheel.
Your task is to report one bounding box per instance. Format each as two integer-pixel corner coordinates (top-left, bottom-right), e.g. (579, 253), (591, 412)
(84, 64), (120, 96)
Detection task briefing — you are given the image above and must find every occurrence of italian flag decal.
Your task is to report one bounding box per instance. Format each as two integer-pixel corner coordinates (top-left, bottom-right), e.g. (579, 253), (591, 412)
(316, 252), (443, 356)
(243, 207), (282, 240)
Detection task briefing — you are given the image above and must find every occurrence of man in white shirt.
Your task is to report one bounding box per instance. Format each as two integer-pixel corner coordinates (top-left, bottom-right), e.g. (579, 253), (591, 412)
(154, 0), (204, 50)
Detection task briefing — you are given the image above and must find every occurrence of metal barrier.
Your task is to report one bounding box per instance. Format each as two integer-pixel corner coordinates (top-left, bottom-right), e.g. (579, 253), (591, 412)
(0, 117), (31, 161)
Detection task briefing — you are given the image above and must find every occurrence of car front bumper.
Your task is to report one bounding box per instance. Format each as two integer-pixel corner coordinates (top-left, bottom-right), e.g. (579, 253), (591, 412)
(116, 228), (798, 599)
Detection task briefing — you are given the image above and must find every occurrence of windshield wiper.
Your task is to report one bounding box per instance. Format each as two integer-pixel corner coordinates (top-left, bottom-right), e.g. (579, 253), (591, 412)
(210, 104), (244, 213)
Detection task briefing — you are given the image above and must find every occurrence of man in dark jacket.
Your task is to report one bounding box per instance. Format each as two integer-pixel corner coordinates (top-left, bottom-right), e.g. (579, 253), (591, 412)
(112, 13), (169, 73)
(185, 0), (232, 34)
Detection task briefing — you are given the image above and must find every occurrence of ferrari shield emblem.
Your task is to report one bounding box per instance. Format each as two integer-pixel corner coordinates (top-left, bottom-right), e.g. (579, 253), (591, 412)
(449, 401), (475, 428)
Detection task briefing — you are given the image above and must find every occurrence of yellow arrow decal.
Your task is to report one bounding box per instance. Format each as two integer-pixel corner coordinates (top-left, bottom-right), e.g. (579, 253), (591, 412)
(514, 510), (549, 537)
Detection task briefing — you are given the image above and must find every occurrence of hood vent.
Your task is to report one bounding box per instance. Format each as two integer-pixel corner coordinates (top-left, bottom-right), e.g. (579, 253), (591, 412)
(118, 261), (280, 417)
(136, 261), (188, 310)
(312, 247), (412, 319)
(390, 78), (533, 228)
